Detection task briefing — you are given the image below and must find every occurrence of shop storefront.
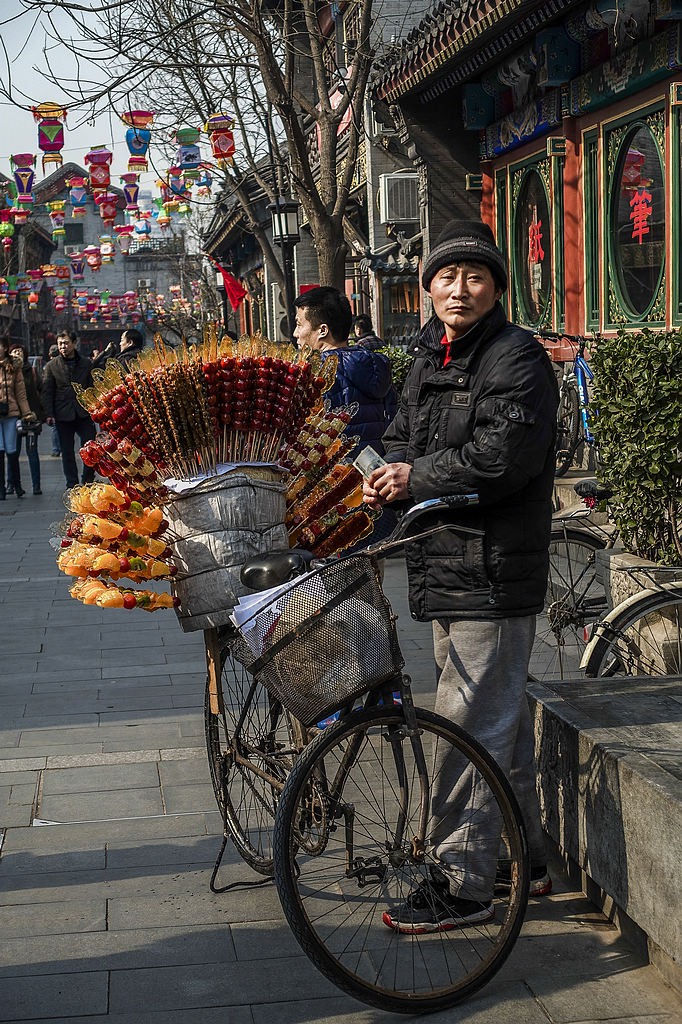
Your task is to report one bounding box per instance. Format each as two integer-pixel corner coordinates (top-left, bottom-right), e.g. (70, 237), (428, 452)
(374, 1), (682, 348)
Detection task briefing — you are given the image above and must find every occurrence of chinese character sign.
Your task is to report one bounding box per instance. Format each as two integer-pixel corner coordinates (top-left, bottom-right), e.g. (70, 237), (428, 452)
(629, 187), (652, 244)
(529, 219), (544, 263)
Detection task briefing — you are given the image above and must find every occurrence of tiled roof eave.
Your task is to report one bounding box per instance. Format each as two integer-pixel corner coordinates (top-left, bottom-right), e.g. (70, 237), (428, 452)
(375, 0), (574, 102)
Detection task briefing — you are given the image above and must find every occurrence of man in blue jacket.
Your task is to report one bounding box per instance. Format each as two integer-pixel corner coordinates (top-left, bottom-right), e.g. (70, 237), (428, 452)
(293, 287), (393, 458)
(364, 221), (558, 932)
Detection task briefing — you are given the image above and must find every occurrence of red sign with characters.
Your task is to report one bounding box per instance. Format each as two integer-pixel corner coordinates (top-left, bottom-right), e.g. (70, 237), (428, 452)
(629, 187), (652, 244)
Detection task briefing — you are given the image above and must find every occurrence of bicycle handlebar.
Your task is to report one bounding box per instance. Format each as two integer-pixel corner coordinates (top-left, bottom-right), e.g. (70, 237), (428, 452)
(362, 494), (482, 559)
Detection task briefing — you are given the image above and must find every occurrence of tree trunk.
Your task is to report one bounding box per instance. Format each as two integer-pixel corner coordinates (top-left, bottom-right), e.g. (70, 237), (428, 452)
(312, 217), (348, 290)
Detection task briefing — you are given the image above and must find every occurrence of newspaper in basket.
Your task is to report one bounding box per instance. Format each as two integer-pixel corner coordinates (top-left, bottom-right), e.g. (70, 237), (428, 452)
(230, 556), (404, 727)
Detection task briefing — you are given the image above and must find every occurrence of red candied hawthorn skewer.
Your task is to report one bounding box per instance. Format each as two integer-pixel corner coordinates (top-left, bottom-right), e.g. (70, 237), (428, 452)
(202, 359), (221, 454)
(218, 355), (236, 460)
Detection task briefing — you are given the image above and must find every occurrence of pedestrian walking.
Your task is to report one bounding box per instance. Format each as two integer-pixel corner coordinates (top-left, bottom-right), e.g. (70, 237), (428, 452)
(47, 344), (61, 457)
(6, 343), (45, 495)
(42, 331), (96, 489)
(294, 288), (393, 459)
(363, 220), (559, 932)
(351, 313), (384, 351)
(0, 338), (36, 499)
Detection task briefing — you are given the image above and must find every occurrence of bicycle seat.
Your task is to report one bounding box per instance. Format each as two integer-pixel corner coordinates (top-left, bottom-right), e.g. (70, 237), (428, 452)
(573, 478), (613, 502)
(240, 549), (315, 592)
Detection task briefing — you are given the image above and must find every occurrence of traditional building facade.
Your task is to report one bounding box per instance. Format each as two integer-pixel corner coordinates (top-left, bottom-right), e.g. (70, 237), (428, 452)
(373, 0), (681, 353)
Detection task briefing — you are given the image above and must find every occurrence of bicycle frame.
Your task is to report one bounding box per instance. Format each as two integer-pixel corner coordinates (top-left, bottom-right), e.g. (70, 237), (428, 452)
(574, 349), (594, 443)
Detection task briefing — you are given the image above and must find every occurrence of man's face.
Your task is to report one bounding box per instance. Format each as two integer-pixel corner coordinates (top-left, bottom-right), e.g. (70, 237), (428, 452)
(428, 262), (501, 339)
(57, 336), (75, 358)
(10, 347), (22, 361)
(120, 332), (130, 350)
(294, 306), (327, 350)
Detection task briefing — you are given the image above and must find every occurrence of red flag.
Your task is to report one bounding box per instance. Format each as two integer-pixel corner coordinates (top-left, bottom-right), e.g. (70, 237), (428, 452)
(206, 253), (247, 310)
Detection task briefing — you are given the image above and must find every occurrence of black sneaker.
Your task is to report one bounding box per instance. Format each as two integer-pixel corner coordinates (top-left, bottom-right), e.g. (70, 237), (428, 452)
(495, 861), (552, 897)
(383, 869), (494, 934)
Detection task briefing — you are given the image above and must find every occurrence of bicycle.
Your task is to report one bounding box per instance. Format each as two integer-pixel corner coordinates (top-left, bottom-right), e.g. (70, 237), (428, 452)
(581, 565), (682, 677)
(529, 478), (682, 680)
(530, 478), (615, 681)
(204, 549), (316, 875)
(229, 496), (530, 1013)
(536, 331), (597, 477)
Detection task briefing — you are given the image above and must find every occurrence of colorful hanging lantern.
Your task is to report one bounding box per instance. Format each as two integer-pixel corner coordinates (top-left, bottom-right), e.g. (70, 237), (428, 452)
(11, 206), (31, 226)
(119, 172), (140, 213)
(94, 190), (119, 227)
(31, 102), (68, 172)
(114, 224), (135, 253)
(196, 166), (213, 197)
(67, 176), (88, 218)
(28, 289), (40, 310)
(156, 213), (172, 231)
(41, 265), (58, 285)
(134, 212), (152, 237)
(83, 245), (102, 272)
(46, 200), (66, 241)
(55, 261), (71, 281)
(122, 110), (155, 172)
(172, 127), (201, 170)
(70, 253), (86, 281)
(27, 268), (44, 282)
(84, 146), (113, 193)
(0, 209), (15, 250)
(9, 154), (36, 204)
(16, 273), (30, 295)
(53, 286), (68, 313)
(203, 113), (235, 168)
(99, 236), (115, 263)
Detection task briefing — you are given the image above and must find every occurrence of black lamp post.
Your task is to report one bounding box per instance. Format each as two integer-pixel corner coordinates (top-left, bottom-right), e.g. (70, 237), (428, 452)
(268, 197), (300, 341)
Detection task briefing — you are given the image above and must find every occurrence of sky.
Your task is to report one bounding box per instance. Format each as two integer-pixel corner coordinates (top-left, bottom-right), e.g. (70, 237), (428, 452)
(0, 2), (169, 195)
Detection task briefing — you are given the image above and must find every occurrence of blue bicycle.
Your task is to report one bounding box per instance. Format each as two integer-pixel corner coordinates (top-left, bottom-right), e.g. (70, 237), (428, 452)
(537, 332), (596, 477)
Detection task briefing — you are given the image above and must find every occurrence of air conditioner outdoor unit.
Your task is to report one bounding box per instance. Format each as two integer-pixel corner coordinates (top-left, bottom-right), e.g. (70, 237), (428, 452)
(379, 173), (419, 223)
(138, 279), (152, 289)
(64, 245), (81, 255)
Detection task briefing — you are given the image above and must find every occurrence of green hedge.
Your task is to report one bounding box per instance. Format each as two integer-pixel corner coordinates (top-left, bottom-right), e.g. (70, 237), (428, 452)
(377, 346), (413, 393)
(591, 327), (682, 564)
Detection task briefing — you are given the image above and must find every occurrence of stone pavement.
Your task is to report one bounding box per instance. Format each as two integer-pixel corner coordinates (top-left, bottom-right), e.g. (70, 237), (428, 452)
(0, 453), (680, 1023)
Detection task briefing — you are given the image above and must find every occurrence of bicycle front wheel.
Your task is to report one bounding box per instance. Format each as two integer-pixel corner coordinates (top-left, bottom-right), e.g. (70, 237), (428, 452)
(531, 526), (607, 681)
(205, 644), (305, 875)
(273, 706), (528, 1014)
(555, 385), (579, 477)
(582, 586), (682, 677)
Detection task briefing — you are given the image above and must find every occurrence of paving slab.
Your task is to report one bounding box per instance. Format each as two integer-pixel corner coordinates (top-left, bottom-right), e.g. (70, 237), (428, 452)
(38, 786), (164, 823)
(0, 923), (237, 978)
(1, 970), (108, 1021)
(528, 964), (682, 1021)
(1, 1010), (253, 1024)
(0, 897), (106, 938)
(41, 762), (160, 795)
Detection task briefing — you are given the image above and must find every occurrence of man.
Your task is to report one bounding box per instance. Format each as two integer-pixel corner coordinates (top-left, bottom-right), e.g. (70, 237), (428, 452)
(293, 288), (393, 457)
(116, 328), (145, 368)
(351, 314), (384, 351)
(43, 331), (96, 488)
(364, 220), (558, 932)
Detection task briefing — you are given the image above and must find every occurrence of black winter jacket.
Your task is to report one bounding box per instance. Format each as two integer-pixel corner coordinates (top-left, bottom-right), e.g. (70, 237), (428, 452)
(42, 352), (94, 422)
(383, 302), (558, 621)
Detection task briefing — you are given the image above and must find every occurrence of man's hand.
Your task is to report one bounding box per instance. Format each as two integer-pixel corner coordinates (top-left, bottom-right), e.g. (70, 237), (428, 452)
(362, 462), (411, 508)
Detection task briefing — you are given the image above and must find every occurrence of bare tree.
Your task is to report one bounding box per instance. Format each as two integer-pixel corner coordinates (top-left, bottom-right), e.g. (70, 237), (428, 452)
(5, 0), (378, 290)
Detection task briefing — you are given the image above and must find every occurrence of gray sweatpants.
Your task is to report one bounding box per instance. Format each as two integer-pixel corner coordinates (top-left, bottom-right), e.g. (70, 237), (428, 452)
(429, 616), (546, 901)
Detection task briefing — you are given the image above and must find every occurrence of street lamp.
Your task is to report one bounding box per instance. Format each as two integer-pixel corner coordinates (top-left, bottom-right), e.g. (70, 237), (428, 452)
(215, 270), (229, 331)
(268, 196), (300, 342)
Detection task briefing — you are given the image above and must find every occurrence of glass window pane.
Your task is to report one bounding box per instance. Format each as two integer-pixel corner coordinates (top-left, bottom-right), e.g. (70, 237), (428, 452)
(611, 125), (664, 316)
(515, 169), (551, 324)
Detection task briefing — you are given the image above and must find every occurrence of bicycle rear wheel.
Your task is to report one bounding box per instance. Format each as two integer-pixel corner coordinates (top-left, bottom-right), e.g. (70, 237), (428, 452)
(582, 586), (682, 677)
(273, 705), (528, 1014)
(555, 385), (579, 477)
(531, 526), (607, 681)
(205, 643), (305, 874)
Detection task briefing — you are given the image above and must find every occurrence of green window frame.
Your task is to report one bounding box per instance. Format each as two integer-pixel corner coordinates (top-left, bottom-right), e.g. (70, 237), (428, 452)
(495, 169), (510, 318)
(673, 103), (682, 325)
(603, 103), (666, 329)
(583, 129), (600, 331)
(510, 153), (554, 330)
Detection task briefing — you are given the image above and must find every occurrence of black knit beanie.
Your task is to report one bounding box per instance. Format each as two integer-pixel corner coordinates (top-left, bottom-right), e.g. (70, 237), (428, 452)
(422, 220), (508, 292)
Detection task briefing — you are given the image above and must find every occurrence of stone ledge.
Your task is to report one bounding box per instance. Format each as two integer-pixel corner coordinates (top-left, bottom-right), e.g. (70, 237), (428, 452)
(529, 675), (682, 992)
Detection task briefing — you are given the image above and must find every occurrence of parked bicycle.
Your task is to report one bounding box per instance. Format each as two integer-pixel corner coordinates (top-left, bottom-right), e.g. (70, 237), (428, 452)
(536, 331), (597, 477)
(530, 478), (682, 680)
(216, 495), (529, 1014)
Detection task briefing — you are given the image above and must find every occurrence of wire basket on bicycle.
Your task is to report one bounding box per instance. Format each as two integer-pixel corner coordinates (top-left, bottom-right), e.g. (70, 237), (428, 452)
(230, 555), (404, 726)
